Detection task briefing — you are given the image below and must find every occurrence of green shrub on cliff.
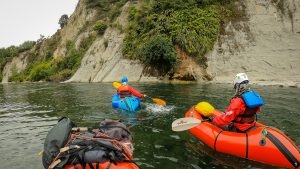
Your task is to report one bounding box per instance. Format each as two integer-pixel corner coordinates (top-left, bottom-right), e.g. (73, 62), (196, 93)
(140, 35), (177, 71)
(86, 0), (127, 21)
(50, 69), (73, 82)
(8, 64), (20, 82)
(28, 61), (55, 81)
(123, 0), (233, 68)
(94, 21), (107, 35)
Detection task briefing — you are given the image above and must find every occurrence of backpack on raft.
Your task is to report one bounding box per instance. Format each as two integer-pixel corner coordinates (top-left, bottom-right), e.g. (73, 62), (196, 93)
(242, 91), (264, 108)
(42, 118), (136, 169)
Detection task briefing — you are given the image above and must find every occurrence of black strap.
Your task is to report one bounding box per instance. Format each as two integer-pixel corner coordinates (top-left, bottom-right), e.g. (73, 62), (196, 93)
(245, 132), (248, 159)
(106, 162), (112, 169)
(233, 120), (255, 124)
(96, 163), (99, 169)
(120, 91), (132, 98)
(94, 140), (118, 151)
(266, 132), (299, 168)
(73, 163), (78, 169)
(82, 163), (86, 169)
(98, 126), (131, 135)
(237, 114), (256, 118)
(214, 131), (223, 153)
(123, 98), (131, 111)
(88, 163), (95, 169)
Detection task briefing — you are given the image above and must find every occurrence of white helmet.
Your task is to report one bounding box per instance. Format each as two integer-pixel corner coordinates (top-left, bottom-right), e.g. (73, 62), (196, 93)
(233, 73), (249, 86)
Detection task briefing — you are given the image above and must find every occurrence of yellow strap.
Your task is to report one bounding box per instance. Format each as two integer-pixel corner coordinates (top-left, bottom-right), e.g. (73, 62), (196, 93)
(49, 159), (61, 169)
(71, 127), (88, 131)
(60, 145), (80, 153)
(59, 147), (70, 153)
(38, 150), (44, 156)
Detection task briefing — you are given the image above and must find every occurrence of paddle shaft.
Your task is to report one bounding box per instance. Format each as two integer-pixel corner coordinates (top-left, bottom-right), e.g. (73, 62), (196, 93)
(113, 82), (166, 105)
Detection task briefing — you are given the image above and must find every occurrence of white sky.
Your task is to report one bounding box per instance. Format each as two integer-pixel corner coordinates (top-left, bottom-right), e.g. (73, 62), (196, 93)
(0, 0), (78, 48)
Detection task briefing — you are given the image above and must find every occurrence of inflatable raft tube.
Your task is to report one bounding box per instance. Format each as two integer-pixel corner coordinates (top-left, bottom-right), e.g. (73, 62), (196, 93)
(65, 161), (139, 169)
(112, 94), (140, 112)
(185, 106), (300, 169)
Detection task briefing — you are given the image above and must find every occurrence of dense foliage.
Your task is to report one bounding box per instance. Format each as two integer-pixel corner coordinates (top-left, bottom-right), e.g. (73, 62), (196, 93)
(140, 35), (176, 72)
(0, 41), (35, 81)
(86, 0), (128, 21)
(123, 0), (234, 68)
(9, 34), (96, 82)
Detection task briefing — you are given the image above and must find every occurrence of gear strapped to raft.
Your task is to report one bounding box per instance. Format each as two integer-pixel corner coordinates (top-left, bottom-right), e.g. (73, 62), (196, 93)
(42, 118), (138, 169)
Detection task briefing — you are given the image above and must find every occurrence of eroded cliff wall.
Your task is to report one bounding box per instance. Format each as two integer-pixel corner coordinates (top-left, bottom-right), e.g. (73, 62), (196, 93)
(207, 0), (300, 86)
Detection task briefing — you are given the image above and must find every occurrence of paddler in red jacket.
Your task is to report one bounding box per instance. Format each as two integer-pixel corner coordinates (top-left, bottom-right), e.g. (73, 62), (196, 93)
(212, 73), (262, 132)
(117, 76), (146, 99)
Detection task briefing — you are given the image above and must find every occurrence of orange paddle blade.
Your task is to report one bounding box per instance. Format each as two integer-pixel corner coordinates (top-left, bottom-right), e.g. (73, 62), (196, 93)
(113, 82), (121, 89)
(152, 98), (166, 106)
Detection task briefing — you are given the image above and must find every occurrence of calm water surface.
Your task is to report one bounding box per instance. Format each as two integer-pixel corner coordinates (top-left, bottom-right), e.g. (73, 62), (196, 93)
(0, 83), (299, 169)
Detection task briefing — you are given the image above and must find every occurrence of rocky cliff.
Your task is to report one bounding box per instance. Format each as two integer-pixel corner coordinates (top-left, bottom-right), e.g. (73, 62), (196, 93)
(66, 2), (158, 82)
(2, 0), (300, 86)
(207, 0), (300, 87)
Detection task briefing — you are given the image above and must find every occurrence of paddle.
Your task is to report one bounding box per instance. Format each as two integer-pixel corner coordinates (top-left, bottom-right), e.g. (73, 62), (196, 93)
(145, 95), (166, 106)
(172, 117), (207, 131)
(112, 82), (167, 106)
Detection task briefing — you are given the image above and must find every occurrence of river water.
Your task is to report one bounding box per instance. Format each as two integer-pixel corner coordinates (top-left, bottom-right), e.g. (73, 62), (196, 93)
(0, 83), (299, 169)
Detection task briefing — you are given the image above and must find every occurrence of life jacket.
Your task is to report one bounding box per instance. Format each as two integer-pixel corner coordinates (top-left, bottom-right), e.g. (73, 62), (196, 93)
(233, 91), (262, 125)
(43, 118), (137, 169)
(234, 107), (259, 124)
(118, 85), (132, 98)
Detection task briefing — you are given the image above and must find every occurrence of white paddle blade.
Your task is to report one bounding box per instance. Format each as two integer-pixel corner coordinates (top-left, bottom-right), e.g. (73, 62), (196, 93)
(172, 117), (202, 132)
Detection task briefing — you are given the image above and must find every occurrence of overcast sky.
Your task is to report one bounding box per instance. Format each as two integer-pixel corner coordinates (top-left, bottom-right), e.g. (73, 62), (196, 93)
(0, 0), (78, 48)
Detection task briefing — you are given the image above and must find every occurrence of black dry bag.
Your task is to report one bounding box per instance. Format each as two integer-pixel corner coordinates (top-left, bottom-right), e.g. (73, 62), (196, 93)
(42, 117), (75, 169)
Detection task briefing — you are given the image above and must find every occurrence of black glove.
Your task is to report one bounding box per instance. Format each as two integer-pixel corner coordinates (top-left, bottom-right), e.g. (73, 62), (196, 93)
(208, 116), (214, 122)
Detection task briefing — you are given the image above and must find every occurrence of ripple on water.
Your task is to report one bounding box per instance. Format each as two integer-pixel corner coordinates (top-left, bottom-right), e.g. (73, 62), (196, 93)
(153, 154), (179, 163)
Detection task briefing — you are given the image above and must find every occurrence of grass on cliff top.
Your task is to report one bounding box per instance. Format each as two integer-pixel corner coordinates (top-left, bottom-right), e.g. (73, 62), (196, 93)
(86, 0), (128, 21)
(123, 0), (235, 72)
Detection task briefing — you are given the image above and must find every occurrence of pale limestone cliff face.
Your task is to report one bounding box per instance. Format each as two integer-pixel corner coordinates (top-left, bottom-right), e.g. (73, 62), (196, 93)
(207, 0), (300, 86)
(53, 0), (97, 59)
(67, 2), (158, 83)
(2, 54), (27, 83)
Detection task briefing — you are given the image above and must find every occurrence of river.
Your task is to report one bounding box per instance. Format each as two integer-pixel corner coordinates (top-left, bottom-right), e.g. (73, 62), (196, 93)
(0, 83), (299, 169)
